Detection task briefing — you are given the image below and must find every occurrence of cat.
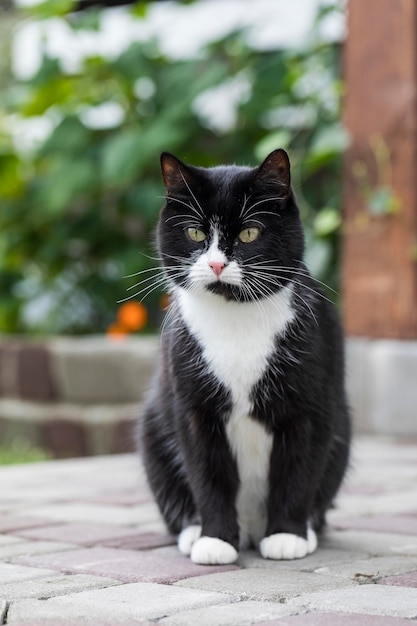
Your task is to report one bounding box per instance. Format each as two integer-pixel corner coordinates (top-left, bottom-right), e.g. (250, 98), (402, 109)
(139, 149), (351, 565)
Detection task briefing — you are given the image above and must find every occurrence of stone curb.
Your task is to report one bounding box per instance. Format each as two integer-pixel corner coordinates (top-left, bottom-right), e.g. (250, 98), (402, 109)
(1, 335), (417, 458)
(0, 335), (159, 457)
(0, 336), (159, 404)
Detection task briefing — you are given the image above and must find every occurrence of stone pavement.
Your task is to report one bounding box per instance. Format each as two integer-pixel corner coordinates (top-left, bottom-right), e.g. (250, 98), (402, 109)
(0, 436), (416, 625)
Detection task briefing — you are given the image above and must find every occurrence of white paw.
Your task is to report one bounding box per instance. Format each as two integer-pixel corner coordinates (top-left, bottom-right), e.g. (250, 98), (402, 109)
(178, 525), (202, 556)
(260, 527), (317, 560)
(190, 536), (238, 565)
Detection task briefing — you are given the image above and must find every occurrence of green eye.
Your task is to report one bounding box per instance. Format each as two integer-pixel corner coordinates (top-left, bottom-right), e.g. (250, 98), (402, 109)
(238, 227), (260, 243)
(187, 227), (206, 243)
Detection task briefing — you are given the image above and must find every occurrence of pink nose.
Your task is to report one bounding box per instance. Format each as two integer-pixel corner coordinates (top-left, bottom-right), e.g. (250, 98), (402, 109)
(209, 261), (225, 276)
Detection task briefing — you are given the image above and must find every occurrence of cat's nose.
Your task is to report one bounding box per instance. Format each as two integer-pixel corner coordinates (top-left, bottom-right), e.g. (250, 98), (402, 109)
(209, 261), (225, 276)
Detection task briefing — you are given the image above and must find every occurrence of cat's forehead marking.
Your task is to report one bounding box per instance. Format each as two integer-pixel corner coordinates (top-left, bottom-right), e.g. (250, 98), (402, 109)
(210, 219), (224, 240)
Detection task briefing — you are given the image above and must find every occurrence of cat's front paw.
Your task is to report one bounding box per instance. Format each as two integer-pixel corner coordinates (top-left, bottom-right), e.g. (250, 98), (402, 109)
(190, 536), (238, 565)
(178, 525), (202, 556)
(260, 527), (317, 560)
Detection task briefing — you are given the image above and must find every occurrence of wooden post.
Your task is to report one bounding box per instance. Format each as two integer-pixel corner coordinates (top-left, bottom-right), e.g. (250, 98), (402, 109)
(342, 0), (417, 338)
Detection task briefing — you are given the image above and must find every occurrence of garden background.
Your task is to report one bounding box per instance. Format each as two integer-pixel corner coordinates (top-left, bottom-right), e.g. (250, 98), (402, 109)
(0, 0), (346, 337)
(0, 0), (348, 462)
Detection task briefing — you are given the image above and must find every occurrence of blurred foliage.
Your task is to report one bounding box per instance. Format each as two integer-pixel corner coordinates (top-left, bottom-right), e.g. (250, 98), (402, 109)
(0, 0), (347, 335)
(0, 438), (51, 465)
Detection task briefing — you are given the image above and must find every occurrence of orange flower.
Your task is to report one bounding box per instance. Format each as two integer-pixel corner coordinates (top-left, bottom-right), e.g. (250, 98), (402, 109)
(106, 323), (128, 341)
(117, 301), (148, 331)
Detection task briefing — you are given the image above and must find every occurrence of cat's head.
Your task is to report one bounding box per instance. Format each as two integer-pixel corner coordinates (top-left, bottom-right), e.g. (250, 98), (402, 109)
(157, 149), (304, 302)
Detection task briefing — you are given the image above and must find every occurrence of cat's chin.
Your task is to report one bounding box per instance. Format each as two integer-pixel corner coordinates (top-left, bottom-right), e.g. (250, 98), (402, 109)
(205, 282), (247, 301)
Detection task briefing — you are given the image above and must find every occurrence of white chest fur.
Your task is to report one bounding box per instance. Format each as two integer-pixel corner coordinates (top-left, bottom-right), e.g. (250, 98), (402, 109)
(177, 285), (295, 546)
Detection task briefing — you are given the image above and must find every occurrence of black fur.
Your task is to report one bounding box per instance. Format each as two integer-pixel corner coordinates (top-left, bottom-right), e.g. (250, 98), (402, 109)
(139, 149), (350, 554)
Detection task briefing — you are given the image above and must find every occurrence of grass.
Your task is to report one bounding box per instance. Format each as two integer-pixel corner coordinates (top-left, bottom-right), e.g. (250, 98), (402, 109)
(0, 439), (51, 465)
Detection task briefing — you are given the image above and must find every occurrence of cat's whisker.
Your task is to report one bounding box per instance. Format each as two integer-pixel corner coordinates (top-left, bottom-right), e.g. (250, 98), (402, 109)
(123, 267), (163, 279)
(240, 196), (282, 221)
(126, 265), (184, 284)
(251, 271), (335, 306)
(238, 192), (252, 219)
(165, 213), (197, 224)
(244, 219), (266, 228)
(245, 210), (279, 220)
(291, 290), (319, 326)
(137, 251), (165, 263)
(246, 269), (328, 307)
(246, 265), (337, 299)
(118, 269), (188, 304)
(159, 195), (204, 222)
(246, 262), (338, 296)
(126, 268), (184, 291)
(178, 172), (206, 220)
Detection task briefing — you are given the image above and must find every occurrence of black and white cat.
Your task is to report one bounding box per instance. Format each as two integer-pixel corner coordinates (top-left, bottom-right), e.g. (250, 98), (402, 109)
(140, 149), (350, 565)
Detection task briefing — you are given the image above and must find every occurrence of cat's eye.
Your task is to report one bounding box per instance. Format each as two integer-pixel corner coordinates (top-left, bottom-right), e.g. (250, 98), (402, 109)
(187, 227), (206, 243)
(238, 227), (260, 243)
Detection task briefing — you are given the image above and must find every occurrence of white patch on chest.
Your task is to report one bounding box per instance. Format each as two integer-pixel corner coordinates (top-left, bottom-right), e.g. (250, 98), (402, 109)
(176, 284), (295, 546)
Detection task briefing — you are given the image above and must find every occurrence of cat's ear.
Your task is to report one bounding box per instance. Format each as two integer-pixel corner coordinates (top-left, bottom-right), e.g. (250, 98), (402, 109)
(255, 149), (291, 197)
(160, 152), (195, 195)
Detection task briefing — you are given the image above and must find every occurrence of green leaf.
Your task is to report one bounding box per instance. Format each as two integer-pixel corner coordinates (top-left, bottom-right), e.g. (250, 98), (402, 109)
(27, 0), (75, 19)
(101, 127), (144, 185)
(311, 124), (349, 155)
(130, 2), (148, 19)
(101, 121), (186, 186)
(255, 131), (291, 162)
(38, 158), (96, 214)
(314, 207), (341, 237)
(0, 154), (23, 198)
(41, 116), (90, 154)
(305, 234), (332, 278)
(69, 8), (101, 31)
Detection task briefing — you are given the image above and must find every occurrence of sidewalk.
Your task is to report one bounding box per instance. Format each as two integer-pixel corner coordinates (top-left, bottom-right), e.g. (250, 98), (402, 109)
(1, 436), (417, 625)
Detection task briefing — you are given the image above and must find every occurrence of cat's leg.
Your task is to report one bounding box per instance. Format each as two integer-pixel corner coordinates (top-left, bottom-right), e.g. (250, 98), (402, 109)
(179, 421), (240, 565)
(190, 535), (239, 565)
(178, 525), (202, 555)
(260, 424), (320, 561)
(313, 417), (351, 532)
(141, 404), (197, 536)
(260, 523), (317, 560)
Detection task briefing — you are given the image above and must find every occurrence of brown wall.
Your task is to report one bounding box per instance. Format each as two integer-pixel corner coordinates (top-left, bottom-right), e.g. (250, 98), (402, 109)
(342, 0), (417, 338)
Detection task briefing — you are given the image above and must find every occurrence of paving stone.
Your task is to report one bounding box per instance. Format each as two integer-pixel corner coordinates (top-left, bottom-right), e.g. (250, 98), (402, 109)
(83, 491), (152, 506)
(159, 600), (297, 626)
(378, 570), (417, 587)
(13, 522), (151, 546)
(175, 568), (351, 601)
(335, 514), (417, 535)
(1, 540), (75, 560)
(255, 613), (411, 625)
(1, 573), (121, 600)
(5, 622), (150, 626)
(19, 502), (161, 526)
(0, 563), (58, 583)
(0, 516), (57, 533)
(7, 582), (235, 623)
(0, 535), (25, 547)
(322, 529), (417, 556)
(6, 622), (151, 626)
(288, 585), (417, 618)
(330, 489), (417, 520)
(103, 531), (176, 550)
(312, 555), (417, 582)
(0, 454), (140, 505)
(16, 546), (239, 583)
(238, 546), (367, 572)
